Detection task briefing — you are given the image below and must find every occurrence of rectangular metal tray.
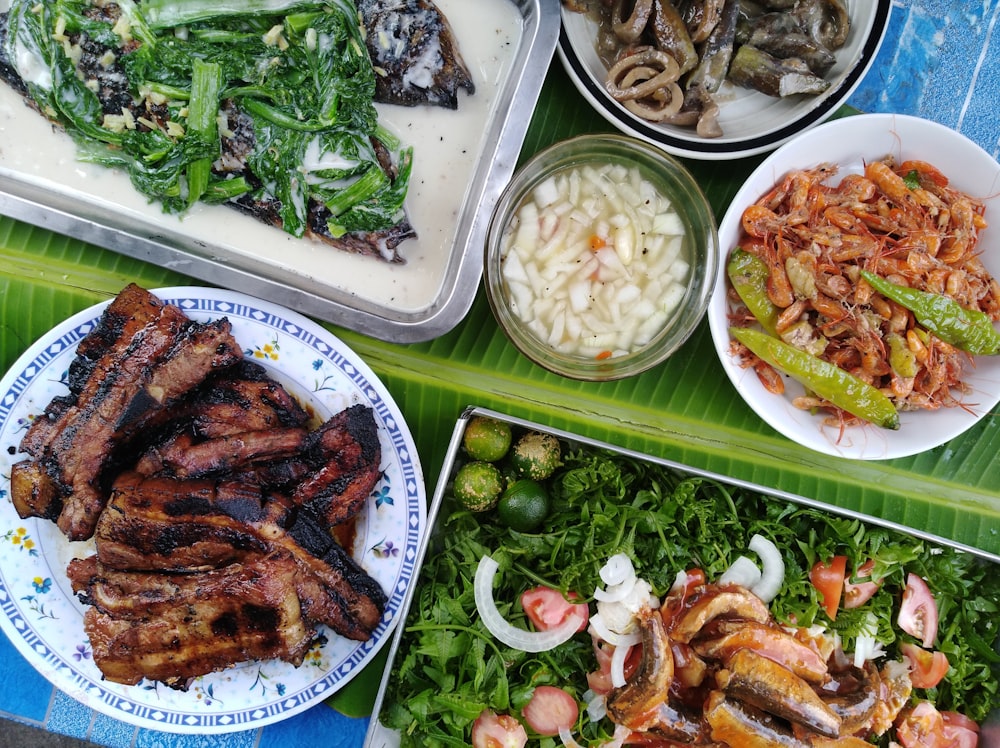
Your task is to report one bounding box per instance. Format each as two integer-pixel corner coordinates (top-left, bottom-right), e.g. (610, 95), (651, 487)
(0, 0), (559, 343)
(364, 406), (1000, 747)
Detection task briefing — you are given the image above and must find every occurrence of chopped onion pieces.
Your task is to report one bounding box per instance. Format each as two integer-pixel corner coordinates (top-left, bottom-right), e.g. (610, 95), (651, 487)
(500, 162), (689, 359)
(748, 534), (784, 603)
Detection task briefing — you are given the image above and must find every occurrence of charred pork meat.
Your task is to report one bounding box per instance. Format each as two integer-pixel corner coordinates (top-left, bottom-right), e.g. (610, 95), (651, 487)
(68, 553), (316, 688)
(94, 472), (387, 642)
(12, 285), (244, 540)
(11, 284), (390, 687)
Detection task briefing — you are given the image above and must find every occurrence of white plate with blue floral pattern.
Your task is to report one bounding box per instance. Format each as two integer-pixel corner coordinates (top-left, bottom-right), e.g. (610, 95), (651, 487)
(0, 286), (425, 733)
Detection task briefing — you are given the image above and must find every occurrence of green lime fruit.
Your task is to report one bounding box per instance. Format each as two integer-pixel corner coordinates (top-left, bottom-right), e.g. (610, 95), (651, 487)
(510, 431), (562, 480)
(462, 416), (513, 462)
(453, 460), (505, 512)
(497, 479), (551, 532)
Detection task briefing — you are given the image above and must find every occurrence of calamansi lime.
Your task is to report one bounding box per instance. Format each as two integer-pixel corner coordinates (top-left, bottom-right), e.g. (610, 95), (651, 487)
(462, 416), (513, 462)
(453, 460), (505, 512)
(510, 432), (561, 481)
(497, 479), (550, 532)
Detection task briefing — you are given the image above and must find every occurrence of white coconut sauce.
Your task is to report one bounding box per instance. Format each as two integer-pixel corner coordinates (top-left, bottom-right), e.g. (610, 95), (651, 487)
(0, 0), (522, 313)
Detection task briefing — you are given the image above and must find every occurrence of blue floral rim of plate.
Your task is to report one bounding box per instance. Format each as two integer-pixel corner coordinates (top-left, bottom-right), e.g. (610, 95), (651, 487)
(0, 287), (425, 734)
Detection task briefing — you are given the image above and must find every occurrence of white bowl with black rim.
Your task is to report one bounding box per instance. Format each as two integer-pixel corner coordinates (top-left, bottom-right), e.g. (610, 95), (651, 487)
(557, 1), (892, 160)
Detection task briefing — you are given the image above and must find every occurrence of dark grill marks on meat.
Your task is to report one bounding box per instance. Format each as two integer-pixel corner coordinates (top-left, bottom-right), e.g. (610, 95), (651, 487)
(12, 285), (244, 540)
(68, 554), (316, 688)
(185, 360), (311, 437)
(293, 404), (383, 526)
(94, 472), (387, 644)
(11, 284), (391, 688)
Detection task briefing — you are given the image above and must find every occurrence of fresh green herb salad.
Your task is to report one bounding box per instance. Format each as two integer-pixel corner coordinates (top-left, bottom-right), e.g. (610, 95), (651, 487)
(381, 417), (999, 747)
(2, 0), (411, 254)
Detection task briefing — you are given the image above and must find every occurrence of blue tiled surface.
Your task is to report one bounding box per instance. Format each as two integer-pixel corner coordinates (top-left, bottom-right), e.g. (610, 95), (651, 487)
(2, 1), (998, 747)
(849, 0), (1000, 159)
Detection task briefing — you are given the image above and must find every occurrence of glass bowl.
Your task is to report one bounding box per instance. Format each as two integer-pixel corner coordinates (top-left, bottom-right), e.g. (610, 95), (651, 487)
(484, 133), (718, 381)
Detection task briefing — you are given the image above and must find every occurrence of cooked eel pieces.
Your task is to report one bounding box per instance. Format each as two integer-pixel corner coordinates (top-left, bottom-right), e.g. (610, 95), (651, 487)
(608, 579), (914, 744)
(12, 283), (390, 687)
(358, 0), (476, 109)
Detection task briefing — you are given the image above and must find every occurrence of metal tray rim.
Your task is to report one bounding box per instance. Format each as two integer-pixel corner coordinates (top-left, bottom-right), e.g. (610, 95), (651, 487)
(363, 405), (1000, 747)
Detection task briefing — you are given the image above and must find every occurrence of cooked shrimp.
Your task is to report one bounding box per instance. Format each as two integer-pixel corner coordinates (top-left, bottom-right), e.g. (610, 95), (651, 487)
(728, 156), (996, 421)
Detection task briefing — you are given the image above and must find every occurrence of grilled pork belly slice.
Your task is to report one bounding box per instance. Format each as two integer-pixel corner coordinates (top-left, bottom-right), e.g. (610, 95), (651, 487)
(184, 360), (311, 438)
(133, 402), (382, 529)
(67, 554), (315, 688)
(13, 283), (391, 686)
(292, 404), (383, 526)
(95, 472), (387, 641)
(12, 286), (244, 539)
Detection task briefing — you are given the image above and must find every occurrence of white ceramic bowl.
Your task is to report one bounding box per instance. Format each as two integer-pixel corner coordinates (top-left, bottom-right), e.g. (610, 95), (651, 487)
(707, 113), (1000, 460)
(557, 1), (891, 160)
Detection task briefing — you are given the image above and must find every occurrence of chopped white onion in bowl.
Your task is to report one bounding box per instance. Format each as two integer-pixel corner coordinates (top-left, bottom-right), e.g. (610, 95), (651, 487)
(499, 161), (690, 361)
(484, 134), (718, 381)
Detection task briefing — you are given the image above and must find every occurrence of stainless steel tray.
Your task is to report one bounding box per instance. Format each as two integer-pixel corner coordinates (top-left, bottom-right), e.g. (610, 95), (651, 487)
(364, 406), (1000, 747)
(0, 0), (559, 343)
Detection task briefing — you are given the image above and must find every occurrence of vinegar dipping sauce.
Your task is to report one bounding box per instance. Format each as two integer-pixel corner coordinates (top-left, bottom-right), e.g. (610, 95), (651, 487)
(499, 161), (691, 360)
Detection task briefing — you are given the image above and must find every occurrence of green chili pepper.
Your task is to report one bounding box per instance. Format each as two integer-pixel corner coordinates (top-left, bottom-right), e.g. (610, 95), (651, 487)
(860, 270), (1000, 355)
(727, 247), (780, 335)
(886, 332), (918, 378)
(730, 326), (900, 430)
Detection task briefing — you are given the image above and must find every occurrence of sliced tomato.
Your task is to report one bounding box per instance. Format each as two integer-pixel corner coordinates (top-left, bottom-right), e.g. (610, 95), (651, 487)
(896, 703), (981, 748)
(587, 637), (615, 694)
(587, 636), (641, 695)
(941, 712), (980, 735)
(810, 555), (847, 619)
(521, 685), (579, 737)
(843, 558), (881, 608)
(898, 573), (939, 648)
(901, 642), (950, 688)
(520, 586), (589, 633)
(471, 710), (528, 748)
(896, 701), (946, 748)
(941, 712), (980, 748)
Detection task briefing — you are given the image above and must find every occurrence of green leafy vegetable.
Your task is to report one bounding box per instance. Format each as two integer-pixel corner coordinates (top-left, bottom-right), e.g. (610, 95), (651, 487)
(382, 438), (1000, 745)
(3, 0), (410, 237)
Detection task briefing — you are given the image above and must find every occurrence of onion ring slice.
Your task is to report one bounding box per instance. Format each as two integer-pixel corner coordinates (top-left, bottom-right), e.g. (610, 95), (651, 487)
(473, 555), (583, 652)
